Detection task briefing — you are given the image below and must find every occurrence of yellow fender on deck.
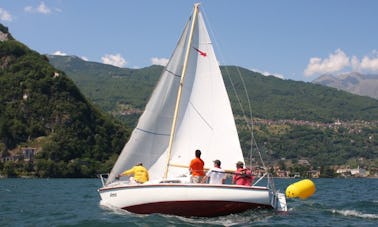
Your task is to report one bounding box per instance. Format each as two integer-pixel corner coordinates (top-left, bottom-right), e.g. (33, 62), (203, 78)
(285, 179), (316, 199)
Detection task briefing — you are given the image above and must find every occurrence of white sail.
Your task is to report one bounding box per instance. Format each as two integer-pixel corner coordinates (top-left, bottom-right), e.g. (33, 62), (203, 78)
(107, 6), (244, 183)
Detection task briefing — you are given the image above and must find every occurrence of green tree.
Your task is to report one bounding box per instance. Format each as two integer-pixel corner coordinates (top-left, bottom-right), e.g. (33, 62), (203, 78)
(3, 161), (17, 177)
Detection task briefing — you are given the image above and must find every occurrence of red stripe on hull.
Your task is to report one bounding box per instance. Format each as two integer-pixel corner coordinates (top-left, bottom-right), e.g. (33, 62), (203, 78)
(123, 200), (272, 217)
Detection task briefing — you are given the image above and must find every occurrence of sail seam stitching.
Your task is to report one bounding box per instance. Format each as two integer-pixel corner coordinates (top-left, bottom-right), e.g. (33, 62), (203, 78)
(165, 68), (181, 78)
(135, 127), (170, 136)
(189, 101), (213, 130)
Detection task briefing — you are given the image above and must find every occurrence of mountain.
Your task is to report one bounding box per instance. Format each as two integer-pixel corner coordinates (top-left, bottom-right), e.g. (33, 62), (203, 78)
(48, 55), (378, 123)
(0, 24), (129, 177)
(47, 55), (162, 128)
(48, 55), (378, 171)
(312, 72), (378, 99)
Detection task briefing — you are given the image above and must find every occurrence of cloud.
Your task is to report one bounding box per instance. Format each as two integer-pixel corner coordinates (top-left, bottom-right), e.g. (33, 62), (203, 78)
(0, 8), (12, 21)
(24, 2), (53, 14)
(53, 51), (88, 61)
(252, 68), (285, 79)
(151, 57), (169, 66)
(304, 49), (378, 76)
(352, 51), (378, 72)
(53, 50), (67, 56)
(360, 56), (378, 71)
(101, 54), (127, 67)
(304, 49), (350, 76)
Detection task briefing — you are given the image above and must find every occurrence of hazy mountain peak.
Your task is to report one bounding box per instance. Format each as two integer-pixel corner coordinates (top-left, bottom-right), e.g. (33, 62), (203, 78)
(312, 72), (378, 99)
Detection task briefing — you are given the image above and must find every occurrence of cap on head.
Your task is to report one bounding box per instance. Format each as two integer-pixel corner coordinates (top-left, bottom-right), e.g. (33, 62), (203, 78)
(236, 161), (244, 167)
(213, 159), (221, 166)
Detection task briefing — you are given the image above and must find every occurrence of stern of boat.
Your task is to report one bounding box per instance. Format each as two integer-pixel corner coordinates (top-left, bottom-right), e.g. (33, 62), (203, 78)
(263, 173), (287, 212)
(271, 191), (287, 212)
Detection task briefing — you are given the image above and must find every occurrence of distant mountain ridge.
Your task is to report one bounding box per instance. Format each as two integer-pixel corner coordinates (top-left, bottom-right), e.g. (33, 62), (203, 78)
(312, 72), (378, 99)
(47, 55), (378, 171)
(48, 55), (378, 123)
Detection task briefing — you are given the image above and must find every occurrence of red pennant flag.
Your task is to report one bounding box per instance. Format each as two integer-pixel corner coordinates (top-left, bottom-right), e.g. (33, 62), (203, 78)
(193, 47), (207, 57)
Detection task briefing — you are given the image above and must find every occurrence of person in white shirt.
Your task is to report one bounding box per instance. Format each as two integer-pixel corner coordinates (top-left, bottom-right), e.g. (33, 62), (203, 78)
(201, 159), (226, 184)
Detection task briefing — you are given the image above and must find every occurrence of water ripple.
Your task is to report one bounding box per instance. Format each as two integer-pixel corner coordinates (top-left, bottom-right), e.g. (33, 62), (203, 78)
(0, 178), (377, 226)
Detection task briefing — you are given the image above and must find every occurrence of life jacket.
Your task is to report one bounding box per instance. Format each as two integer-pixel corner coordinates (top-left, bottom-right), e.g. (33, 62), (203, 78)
(234, 168), (254, 186)
(237, 168), (252, 179)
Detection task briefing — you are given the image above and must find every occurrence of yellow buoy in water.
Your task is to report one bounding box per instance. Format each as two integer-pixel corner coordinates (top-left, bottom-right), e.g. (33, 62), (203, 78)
(285, 179), (316, 199)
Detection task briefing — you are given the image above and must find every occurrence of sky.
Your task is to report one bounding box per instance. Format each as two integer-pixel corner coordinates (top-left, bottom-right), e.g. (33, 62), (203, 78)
(1, 0), (378, 82)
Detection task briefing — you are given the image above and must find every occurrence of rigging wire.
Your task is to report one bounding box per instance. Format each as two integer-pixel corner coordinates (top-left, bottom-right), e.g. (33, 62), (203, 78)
(201, 6), (268, 174)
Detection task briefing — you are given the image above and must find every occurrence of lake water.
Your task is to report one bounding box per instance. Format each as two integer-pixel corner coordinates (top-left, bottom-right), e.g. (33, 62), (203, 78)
(0, 178), (377, 226)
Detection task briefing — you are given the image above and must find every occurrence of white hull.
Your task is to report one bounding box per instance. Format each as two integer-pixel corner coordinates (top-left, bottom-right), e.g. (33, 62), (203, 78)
(98, 181), (278, 217)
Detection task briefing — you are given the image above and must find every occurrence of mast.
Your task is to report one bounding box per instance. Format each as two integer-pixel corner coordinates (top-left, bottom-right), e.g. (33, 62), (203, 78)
(163, 3), (200, 179)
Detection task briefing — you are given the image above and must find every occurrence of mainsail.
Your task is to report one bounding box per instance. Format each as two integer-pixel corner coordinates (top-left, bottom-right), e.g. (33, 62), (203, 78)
(107, 5), (244, 184)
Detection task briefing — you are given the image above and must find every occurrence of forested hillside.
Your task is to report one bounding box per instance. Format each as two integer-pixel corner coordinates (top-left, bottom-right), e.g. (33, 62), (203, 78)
(224, 66), (378, 122)
(0, 25), (129, 177)
(49, 55), (378, 173)
(49, 56), (378, 123)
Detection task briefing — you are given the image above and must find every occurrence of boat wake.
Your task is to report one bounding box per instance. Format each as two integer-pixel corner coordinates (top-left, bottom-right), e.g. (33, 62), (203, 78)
(331, 209), (378, 219)
(161, 208), (282, 226)
(0, 188), (11, 192)
(99, 200), (130, 216)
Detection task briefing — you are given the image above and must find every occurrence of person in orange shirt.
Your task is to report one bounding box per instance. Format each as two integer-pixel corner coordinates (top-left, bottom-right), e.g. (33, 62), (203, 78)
(189, 149), (205, 183)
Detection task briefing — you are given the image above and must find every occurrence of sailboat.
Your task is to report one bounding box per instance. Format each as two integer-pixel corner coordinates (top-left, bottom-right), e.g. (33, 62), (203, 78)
(98, 3), (287, 217)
